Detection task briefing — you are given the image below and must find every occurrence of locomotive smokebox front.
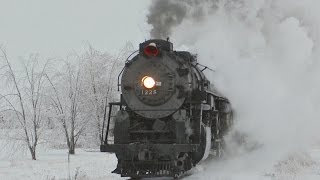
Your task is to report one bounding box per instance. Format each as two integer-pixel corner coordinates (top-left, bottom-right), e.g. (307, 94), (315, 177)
(121, 40), (192, 119)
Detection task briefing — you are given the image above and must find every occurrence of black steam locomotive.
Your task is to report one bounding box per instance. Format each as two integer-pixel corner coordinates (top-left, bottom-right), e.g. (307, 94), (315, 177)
(100, 39), (233, 179)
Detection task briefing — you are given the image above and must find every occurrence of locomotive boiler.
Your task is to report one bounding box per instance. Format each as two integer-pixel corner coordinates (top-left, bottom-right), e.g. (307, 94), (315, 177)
(100, 39), (233, 179)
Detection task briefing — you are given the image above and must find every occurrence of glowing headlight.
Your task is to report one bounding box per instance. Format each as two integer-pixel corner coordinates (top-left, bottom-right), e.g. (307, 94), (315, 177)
(142, 76), (155, 89)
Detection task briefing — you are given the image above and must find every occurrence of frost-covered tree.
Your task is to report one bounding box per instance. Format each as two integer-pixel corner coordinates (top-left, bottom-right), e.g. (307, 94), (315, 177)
(81, 43), (135, 145)
(46, 59), (88, 154)
(0, 42), (136, 157)
(0, 47), (50, 160)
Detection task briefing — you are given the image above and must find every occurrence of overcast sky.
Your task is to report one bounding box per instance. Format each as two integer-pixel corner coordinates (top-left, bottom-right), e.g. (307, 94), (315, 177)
(0, 0), (151, 58)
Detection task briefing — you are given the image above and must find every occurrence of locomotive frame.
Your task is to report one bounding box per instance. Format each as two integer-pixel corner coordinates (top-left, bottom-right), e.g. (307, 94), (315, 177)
(100, 39), (233, 179)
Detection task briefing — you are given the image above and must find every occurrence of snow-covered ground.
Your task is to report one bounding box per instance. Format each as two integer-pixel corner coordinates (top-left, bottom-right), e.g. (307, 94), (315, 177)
(185, 149), (320, 180)
(0, 146), (319, 180)
(0, 149), (122, 180)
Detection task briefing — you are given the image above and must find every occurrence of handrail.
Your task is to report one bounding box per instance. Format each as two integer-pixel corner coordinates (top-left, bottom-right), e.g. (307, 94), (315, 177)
(117, 50), (139, 91)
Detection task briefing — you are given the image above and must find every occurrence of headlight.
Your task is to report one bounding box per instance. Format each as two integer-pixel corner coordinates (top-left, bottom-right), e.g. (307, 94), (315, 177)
(142, 76), (155, 89)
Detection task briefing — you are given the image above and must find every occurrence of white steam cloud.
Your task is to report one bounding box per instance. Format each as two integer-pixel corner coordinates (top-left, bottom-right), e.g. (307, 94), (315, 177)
(148, 0), (320, 171)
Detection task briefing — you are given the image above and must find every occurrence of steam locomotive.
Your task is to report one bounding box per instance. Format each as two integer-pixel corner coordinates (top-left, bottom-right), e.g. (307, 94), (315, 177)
(100, 39), (233, 179)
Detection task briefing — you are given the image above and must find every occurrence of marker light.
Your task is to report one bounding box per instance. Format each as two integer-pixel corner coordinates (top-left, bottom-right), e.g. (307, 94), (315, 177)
(144, 43), (159, 56)
(142, 76), (155, 89)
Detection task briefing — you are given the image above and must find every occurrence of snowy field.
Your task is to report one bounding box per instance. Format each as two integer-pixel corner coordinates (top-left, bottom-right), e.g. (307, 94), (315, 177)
(0, 145), (319, 180)
(0, 148), (121, 180)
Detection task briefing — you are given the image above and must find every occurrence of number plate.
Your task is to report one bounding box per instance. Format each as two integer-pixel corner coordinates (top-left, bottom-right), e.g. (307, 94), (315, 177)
(141, 89), (157, 95)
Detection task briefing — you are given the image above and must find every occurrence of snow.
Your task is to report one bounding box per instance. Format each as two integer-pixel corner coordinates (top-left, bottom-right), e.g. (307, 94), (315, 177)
(184, 149), (320, 180)
(0, 145), (319, 180)
(0, 149), (123, 180)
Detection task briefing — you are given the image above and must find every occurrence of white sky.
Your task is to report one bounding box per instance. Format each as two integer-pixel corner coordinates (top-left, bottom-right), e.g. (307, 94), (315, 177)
(0, 0), (151, 58)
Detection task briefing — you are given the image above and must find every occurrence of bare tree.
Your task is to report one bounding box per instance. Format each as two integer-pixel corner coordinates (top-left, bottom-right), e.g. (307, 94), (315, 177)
(47, 60), (88, 154)
(43, 43), (134, 153)
(0, 47), (49, 160)
(83, 47), (116, 145)
(81, 43), (134, 145)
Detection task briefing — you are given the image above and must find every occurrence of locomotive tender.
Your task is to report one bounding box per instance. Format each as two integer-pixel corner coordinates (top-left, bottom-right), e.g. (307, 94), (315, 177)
(100, 39), (233, 179)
